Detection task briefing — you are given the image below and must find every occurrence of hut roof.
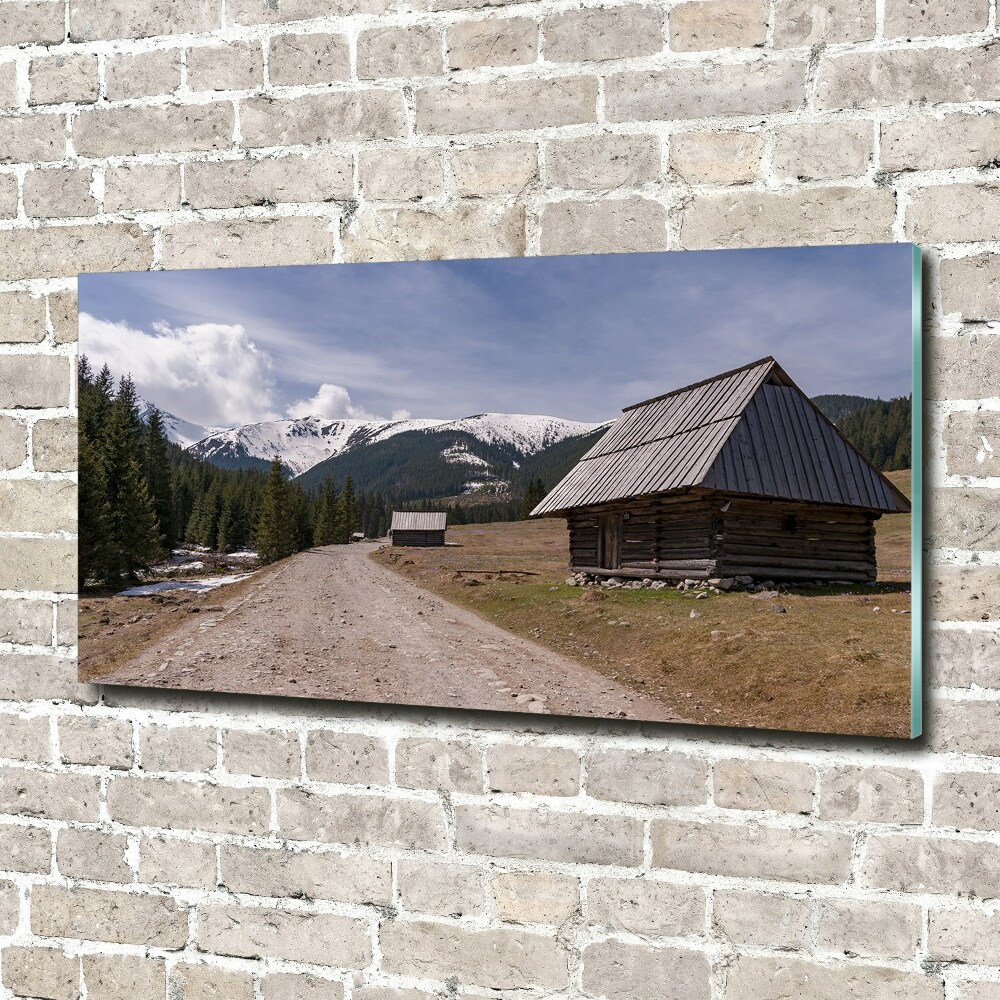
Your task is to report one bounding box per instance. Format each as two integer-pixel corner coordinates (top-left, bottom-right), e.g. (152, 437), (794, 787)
(391, 511), (448, 532)
(532, 357), (911, 516)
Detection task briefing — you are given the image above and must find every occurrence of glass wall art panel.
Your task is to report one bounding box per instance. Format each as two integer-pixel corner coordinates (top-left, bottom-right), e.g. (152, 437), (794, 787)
(78, 243), (922, 737)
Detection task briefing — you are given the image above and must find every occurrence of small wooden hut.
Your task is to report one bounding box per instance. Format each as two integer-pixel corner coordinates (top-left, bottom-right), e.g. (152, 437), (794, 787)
(390, 511), (447, 547)
(531, 357), (910, 583)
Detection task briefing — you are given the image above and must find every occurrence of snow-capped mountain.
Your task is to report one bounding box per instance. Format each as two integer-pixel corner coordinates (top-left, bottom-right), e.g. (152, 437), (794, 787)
(187, 412), (608, 478)
(432, 413), (605, 456)
(137, 400), (216, 450)
(188, 415), (449, 477)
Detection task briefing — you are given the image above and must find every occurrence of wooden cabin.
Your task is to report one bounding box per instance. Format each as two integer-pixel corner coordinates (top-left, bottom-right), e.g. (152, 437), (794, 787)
(531, 358), (910, 583)
(390, 511), (447, 547)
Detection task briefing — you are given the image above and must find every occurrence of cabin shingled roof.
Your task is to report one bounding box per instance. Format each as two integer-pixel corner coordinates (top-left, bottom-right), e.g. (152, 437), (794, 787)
(531, 357), (911, 516)
(391, 511), (448, 532)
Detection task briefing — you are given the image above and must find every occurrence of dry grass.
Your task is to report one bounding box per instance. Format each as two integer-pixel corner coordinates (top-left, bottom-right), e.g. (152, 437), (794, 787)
(78, 563), (284, 683)
(372, 484), (913, 738)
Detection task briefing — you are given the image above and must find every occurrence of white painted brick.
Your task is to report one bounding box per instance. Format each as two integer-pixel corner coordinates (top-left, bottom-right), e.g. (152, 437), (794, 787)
(817, 45), (1000, 110)
(0, 1), (64, 46)
(680, 187), (895, 249)
(29, 53), (99, 106)
(726, 956), (943, 1000)
(544, 6), (663, 62)
(397, 858), (485, 917)
(450, 143), (537, 196)
(184, 153), (352, 209)
(358, 148), (445, 201)
(884, 0), (989, 39)
(589, 877), (705, 937)
(448, 18), (537, 70)
(83, 955), (166, 1000)
(773, 0), (875, 46)
(771, 121), (874, 181)
(606, 61), (806, 123)
(343, 203), (525, 262)
(187, 42), (263, 92)
(241, 91), (407, 146)
(358, 25), (443, 78)
(491, 871), (579, 925)
(670, 0), (767, 51)
(268, 32), (350, 86)
(69, 0), (221, 41)
(104, 163), (181, 213)
(713, 890), (811, 949)
(540, 198), (667, 255)
(817, 897), (922, 960)
(670, 130), (763, 184)
(882, 113), (1000, 172)
(105, 49), (182, 100)
(23, 167), (97, 220)
(582, 940), (710, 1000)
(547, 133), (660, 190)
(415, 77), (597, 134)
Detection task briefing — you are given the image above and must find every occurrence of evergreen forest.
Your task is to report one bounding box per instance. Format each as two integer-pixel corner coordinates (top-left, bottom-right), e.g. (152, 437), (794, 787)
(77, 358), (550, 589)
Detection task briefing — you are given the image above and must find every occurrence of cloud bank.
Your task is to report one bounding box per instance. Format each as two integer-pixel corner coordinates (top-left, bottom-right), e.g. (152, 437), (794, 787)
(79, 314), (280, 427)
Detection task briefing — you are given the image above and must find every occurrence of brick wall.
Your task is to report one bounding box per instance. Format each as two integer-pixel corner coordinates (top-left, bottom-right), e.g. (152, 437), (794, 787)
(0, 0), (997, 996)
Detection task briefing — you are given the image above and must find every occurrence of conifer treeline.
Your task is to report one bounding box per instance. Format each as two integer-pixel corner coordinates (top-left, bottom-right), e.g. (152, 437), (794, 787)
(839, 396), (912, 472)
(78, 358), (546, 589)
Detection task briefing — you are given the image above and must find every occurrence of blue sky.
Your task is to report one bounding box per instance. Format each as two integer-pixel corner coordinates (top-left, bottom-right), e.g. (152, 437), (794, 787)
(79, 244), (916, 429)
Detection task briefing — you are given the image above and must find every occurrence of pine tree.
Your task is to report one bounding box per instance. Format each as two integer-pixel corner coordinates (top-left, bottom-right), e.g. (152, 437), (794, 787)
(518, 477), (547, 519)
(144, 407), (174, 552)
(101, 380), (161, 581)
(256, 457), (296, 564)
(78, 433), (114, 587)
(313, 478), (339, 545)
(335, 475), (359, 543)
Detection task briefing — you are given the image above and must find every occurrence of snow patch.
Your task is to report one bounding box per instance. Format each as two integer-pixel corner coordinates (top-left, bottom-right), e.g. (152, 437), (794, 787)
(138, 400), (219, 450)
(118, 572), (253, 596)
(432, 413), (608, 456)
(441, 444), (491, 469)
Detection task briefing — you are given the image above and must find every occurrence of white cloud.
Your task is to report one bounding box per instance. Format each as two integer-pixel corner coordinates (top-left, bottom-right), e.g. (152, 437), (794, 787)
(286, 383), (380, 421)
(80, 314), (280, 427)
(390, 408), (412, 421)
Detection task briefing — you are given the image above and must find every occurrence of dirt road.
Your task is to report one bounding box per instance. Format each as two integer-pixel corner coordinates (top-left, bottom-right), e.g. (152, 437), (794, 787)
(101, 543), (684, 721)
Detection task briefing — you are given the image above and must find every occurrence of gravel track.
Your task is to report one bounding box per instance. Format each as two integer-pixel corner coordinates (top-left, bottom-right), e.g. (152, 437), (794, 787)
(103, 542), (684, 721)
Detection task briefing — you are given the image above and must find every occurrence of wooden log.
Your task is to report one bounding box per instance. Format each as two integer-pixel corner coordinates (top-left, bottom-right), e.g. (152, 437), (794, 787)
(573, 562), (717, 580)
(719, 560), (875, 576)
(720, 541), (874, 559)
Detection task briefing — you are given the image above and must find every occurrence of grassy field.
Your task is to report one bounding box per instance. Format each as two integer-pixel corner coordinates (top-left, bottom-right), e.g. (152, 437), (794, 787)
(373, 475), (913, 738)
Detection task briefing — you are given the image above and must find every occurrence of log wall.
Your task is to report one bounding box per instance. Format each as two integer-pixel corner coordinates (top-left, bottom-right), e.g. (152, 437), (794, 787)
(391, 530), (446, 547)
(565, 491), (880, 582)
